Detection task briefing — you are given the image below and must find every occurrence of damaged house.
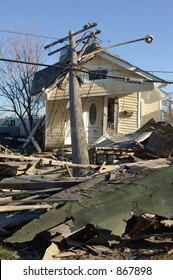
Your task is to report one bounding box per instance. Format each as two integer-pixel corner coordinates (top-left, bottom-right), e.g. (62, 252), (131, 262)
(31, 43), (168, 150)
(1, 43), (173, 260)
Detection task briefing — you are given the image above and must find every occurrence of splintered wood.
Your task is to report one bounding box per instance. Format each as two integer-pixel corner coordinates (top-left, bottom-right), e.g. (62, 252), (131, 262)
(0, 150), (117, 213)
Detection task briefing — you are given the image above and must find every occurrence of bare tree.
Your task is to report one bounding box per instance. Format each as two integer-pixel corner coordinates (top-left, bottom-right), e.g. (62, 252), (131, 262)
(162, 93), (173, 123)
(0, 29), (46, 136)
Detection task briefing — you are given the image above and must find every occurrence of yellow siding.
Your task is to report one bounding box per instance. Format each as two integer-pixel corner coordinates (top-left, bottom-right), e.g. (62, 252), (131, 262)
(48, 56), (152, 101)
(118, 93), (138, 133)
(45, 55), (164, 147)
(45, 99), (68, 149)
(140, 91), (162, 125)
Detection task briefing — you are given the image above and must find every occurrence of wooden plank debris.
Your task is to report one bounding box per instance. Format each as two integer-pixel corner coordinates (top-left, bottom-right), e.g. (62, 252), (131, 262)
(64, 163), (73, 177)
(20, 116), (45, 153)
(0, 187), (64, 198)
(0, 177), (88, 189)
(25, 159), (42, 175)
(0, 153), (99, 169)
(0, 181), (65, 190)
(1, 198), (79, 205)
(0, 144), (13, 154)
(1, 123), (173, 261)
(29, 136), (42, 153)
(0, 204), (53, 212)
(43, 242), (61, 260)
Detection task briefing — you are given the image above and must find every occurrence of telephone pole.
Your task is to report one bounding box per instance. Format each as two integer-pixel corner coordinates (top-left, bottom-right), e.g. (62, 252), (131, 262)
(69, 30), (89, 165)
(44, 23), (98, 166)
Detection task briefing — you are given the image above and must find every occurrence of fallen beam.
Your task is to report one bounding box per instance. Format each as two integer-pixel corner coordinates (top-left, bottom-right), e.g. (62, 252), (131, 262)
(0, 204), (53, 212)
(0, 187), (64, 198)
(0, 153), (99, 169)
(0, 177), (88, 190)
(1, 198), (79, 205)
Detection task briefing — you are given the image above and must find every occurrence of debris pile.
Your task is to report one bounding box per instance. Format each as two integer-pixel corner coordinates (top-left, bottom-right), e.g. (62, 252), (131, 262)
(89, 119), (173, 163)
(0, 120), (173, 260)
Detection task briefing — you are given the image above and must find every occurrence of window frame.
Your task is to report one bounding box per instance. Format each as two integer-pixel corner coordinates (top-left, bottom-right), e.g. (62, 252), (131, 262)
(88, 69), (108, 81)
(82, 65), (112, 83)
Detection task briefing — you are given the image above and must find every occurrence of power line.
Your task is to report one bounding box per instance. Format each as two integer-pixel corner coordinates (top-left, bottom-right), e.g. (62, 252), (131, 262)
(147, 70), (173, 74)
(0, 57), (58, 68)
(0, 56), (173, 84)
(108, 68), (173, 75)
(0, 29), (59, 40)
(1, 29), (173, 75)
(44, 22), (97, 49)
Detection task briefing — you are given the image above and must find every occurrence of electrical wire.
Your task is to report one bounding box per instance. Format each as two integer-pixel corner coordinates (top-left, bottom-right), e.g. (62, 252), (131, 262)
(147, 71), (173, 74)
(106, 68), (173, 75)
(1, 28), (173, 76)
(2, 29), (172, 142)
(1, 56), (172, 85)
(0, 29), (59, 40)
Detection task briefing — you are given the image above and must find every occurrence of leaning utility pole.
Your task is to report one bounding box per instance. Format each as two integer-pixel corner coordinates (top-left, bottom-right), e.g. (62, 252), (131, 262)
(44, 23), (98, 165)
(68, 30), (89, 165)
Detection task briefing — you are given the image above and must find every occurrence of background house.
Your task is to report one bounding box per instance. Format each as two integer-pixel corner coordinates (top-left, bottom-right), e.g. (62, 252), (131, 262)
(31, 44), (167, 150)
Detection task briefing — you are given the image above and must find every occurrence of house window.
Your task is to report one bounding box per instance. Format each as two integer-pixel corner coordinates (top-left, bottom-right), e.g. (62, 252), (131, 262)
(89, 69), (108, 80)
(89, 103), (97, 125)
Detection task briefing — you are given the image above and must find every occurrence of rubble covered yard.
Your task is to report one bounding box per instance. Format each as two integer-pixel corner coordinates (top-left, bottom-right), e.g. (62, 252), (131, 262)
(0, 120), (173, 260)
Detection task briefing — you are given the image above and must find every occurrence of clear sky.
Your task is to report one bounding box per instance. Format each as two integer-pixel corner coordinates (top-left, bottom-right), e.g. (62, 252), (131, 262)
(0, 0), (173, 92)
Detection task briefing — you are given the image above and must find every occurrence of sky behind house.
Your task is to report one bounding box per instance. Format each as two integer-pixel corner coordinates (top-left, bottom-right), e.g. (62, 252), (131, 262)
(0, 0), (173, 93)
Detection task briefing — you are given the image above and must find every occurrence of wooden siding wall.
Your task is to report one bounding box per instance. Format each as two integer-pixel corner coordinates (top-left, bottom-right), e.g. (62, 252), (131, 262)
(118, 93), (138, 133)
(140, 91), (161, 125)
(45, 99), (68, 149)
(45, 55), (162, 145)
(48, 56), (153, 101)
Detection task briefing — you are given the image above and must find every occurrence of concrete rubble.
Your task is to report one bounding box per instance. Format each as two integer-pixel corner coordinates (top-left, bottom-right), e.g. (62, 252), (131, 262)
(0, 120), (173, 260)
